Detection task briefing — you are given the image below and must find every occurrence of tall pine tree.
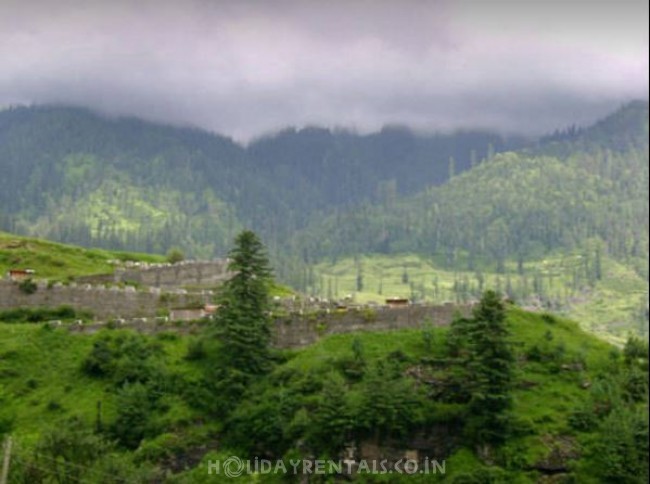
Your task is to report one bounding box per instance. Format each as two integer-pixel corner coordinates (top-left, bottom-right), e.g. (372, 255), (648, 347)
(466, 290), (514, 447)
(214, 230), (273, 377)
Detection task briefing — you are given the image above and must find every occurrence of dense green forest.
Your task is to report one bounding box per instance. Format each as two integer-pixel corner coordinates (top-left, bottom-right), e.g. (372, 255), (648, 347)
(0, 105), (521, 258)
(287, 102), (649, 339)
(293, 101), (649, 266)
(0, 102), (648, 339)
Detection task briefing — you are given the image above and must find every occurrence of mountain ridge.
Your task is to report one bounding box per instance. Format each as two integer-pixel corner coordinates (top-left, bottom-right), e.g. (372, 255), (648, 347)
(0, 103), (527, 255)
(0, 101), (647, 338)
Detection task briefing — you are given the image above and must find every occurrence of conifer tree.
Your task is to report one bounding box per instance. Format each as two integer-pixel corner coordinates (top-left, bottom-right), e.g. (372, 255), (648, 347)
(465, 291), (515, 446)
(215, 230), (273, 377)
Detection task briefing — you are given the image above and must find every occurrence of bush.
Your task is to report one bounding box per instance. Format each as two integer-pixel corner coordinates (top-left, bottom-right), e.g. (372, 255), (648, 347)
(568, 406), (599, 432)
(46, 399), (63, 412)
(166, 248), (185, 264)
(83, 338), (114, 377)
(0, 305), (85, 323)
(0, 385), (15, 436)
(26, 378), (39, 390)
(18, 278), (38, 294)
(185, 338), (206, 361)
(622, 369), (649, 403)
(360, 307), (377, 322)
(82, 332), (166, 386)
(112, 382), (157, 449)
(541, 313), (557, 325)
(587, 406), (649, 482)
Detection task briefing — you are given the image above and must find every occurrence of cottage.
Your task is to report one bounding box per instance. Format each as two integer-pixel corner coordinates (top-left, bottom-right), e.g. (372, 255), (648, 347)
(204, 304), (219, 316)
(385, 297), (409, 308)
(7, 269), (35, 282)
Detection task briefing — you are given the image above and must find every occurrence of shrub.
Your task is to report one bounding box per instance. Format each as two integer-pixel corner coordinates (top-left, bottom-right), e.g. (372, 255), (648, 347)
(185, 338), (206, 361)
(166, 248), (185, 264)
(568, 406), (599, 431)
(82, 332), (166, 386)
(46, 399), (63, 412)
(18, 278), (38, 294)
(0, 385), (15, 436)
(112, 382), (156, 449)
(622, 369), (649, 403)
(83, 338), (114, 377)
(360, 307), (377, 322)
(0, 305), (83, 324)
(541, 313), (557, 324)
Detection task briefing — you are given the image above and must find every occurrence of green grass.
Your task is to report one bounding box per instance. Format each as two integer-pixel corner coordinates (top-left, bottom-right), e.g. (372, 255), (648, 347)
(0, 231), (165, 280)
(0, 324), (109, 442)
(0, 325), (205, 440)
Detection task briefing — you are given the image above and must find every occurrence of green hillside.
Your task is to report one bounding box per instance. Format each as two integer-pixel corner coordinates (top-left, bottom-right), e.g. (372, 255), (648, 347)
(296, 125), (649, 270)
(0, 231), (164, 280)
(536, 99), (649, 155)
(1, 306), (647, 482)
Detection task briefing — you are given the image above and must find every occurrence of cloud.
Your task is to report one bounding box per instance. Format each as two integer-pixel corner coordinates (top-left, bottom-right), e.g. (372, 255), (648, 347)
(0, 0), (647, 141)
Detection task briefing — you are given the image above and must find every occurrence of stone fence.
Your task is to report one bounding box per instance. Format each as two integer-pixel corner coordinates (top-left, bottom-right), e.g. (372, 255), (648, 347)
(1, 277), (474, 349)
(271, 303), (472, 348)
(116, 259), (231, 288)
(65, 302), (473, 349)
(74, 259), (232, 288)
(0, 280), (210, 319)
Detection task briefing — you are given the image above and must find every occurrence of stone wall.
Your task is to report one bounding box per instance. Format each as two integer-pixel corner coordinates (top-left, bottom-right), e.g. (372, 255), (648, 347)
(1, 278), (474, 348)
(0, 281), (208, 319)
(113, 260), (231, 288)
(67, 302), (473, 349)
(272, 303), (473, 348)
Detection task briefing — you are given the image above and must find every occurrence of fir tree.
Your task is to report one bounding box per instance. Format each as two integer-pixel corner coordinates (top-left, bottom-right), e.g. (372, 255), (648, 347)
(214, 230), (273, 377)
(447, 291), (514, 445)
(465, 291), (515, 446)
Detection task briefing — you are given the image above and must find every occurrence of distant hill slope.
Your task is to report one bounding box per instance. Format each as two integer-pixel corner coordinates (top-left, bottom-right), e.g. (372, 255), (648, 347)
(0, 105), (520, 258)
(289, 102), (649, 338)
(536, 100), (649, 155)
(294, 102), (649, 264)
(0, 231), (164, 280)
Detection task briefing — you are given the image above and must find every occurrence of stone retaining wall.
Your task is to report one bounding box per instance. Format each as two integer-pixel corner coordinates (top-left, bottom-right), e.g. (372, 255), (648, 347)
(67, 303), (473, 349)
(0, 281), (208, 319)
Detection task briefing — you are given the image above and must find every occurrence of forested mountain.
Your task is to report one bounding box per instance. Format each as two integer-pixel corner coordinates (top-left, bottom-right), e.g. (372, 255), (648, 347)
(0, 102), (648, 338)
(293, 101), (649, 270)
(536, 99), (649, 156)
(286, 101), (648, 339)
(0, 105), (520, 258)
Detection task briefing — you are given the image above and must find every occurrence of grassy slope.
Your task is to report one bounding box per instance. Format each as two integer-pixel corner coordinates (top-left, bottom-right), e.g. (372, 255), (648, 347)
(0, 326), (203, 445)
(0, 231), (165, 280)
(1, 306), (616, 481)
(312, 253), (648, 344)
(173, 307), (616, 482)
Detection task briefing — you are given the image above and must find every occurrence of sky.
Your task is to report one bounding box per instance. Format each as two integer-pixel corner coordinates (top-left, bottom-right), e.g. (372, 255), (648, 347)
(0, 0), (648, 142)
